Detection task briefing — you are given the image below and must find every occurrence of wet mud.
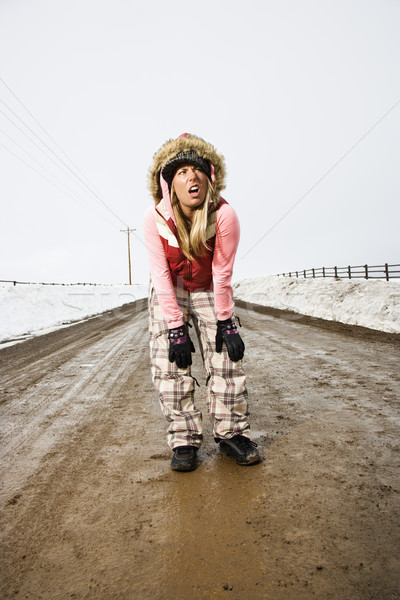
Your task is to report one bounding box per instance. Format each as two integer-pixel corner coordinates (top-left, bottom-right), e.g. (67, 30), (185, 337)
(1, 298), (399, 599)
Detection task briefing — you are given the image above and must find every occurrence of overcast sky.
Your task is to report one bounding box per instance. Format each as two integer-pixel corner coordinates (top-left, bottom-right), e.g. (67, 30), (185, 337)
(0, 0), (399, 285)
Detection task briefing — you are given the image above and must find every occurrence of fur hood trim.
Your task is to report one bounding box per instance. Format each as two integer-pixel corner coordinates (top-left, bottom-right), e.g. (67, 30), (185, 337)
(148, 133), (226, 205)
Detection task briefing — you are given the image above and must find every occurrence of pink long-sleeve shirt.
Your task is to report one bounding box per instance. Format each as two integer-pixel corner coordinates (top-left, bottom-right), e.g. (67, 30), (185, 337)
(143, 200), (240, 328)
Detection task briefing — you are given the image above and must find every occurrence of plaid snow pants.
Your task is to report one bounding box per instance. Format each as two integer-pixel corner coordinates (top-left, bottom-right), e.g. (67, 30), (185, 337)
(148, 285), (250, 449)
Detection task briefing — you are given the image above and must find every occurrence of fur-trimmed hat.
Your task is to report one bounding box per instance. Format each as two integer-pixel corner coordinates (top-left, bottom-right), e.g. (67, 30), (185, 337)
(148, 133), (226, 205)
(161, 150), (212, 189)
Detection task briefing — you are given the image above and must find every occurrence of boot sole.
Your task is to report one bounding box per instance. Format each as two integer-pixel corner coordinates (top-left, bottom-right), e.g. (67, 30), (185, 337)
(219, 445), (261, 466)
(171, 462), (197, 472)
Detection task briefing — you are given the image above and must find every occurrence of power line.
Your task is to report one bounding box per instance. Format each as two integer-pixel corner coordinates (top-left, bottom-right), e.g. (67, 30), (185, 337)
(0, 78), (129, 227)
(0, 76), (127, 224)
(0, 76), (92, 181)
(0, 125), (120, 228)
(0, 139), (120, 228)
(0, 106), (124, 228)
(241, 97), (400, 260)
(0, 105), (116, 218)
(0, 96), (128, 227)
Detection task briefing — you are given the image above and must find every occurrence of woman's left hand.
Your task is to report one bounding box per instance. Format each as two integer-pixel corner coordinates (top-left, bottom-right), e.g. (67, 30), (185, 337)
(215, 318), (245, 362)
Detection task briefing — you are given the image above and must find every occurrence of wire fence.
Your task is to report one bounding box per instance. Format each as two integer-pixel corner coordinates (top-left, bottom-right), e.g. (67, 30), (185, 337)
(278, 263), (400, 281)
(3, 263), (400, 286)
(0, 280), (132, 286)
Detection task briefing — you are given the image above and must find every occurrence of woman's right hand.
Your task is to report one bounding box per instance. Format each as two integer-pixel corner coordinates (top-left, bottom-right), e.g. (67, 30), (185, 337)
(168, 324), (195, 369)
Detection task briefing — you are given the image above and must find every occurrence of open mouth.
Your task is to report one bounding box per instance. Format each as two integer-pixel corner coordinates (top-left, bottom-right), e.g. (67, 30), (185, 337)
(189, 185), (200, 196)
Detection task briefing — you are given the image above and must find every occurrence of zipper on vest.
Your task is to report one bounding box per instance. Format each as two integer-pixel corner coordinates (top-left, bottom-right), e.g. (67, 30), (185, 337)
(186, 258), (192, 284)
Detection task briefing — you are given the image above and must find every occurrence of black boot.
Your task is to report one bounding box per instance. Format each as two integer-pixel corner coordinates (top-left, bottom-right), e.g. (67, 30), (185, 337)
(171, 446), (199, 471)
(217, 435), (261, 465)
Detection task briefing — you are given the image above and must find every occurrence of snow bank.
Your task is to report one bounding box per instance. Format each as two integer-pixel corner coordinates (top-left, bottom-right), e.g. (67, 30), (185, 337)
(0, 282), (148, 343)
(233, 276), (400, 334)
(1, 276), (399, 346)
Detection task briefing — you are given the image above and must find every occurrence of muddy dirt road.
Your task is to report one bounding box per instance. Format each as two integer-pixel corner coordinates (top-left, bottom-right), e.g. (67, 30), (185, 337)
(1, 299), (399, 600)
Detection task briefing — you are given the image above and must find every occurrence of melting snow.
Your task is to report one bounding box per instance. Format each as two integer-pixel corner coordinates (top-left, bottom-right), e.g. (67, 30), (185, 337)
(1, 275), (399, 347)
(233, 276), (400, 334)
(0, 282), (148, 345)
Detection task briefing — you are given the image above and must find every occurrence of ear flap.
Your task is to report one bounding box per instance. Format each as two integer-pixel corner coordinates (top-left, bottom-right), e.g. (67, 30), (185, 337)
(159, 171), (176, 223)
(160, 171), (169, 197)
(210, 163), (216, 185)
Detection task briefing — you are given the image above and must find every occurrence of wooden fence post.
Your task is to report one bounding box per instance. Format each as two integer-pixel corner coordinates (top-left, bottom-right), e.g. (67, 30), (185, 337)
(348, 265), (351, 279)
(365, 264), (368, 279)
(385, 263), (389, 281)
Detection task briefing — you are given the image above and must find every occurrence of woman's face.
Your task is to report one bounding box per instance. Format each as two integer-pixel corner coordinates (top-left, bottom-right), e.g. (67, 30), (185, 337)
(172, 164), (209, 220)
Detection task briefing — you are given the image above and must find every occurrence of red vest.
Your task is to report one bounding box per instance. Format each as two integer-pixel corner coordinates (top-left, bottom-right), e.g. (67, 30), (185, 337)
(155, 199), (227, 292)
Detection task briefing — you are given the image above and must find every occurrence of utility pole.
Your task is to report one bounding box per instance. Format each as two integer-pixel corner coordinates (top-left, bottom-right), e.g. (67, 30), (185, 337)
(120, 227), (136, 284)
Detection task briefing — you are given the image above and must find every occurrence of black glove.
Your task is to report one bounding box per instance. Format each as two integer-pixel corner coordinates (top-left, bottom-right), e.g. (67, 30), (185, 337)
(168, 324), (195, 369)
(215, 317), (245, 362)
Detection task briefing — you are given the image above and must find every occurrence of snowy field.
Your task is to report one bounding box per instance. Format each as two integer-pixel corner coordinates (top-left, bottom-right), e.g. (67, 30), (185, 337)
(233, 276), (400, 334)
(0, 282), (148, 345)
(0, 276), (399, 346)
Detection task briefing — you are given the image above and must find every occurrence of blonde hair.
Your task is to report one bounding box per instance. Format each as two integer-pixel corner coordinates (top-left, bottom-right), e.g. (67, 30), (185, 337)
(171, 180), (214, 260)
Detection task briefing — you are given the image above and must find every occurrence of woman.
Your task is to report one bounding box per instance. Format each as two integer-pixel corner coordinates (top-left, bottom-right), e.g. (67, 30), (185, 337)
(143, 133), (260, 471)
